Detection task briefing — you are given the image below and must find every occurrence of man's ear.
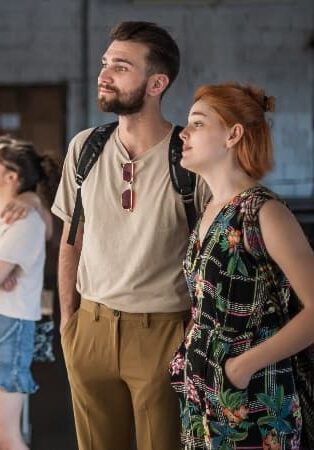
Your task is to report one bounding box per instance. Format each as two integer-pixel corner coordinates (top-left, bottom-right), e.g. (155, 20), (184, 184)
(226, 123), (244, 149)
(147, 74), (169, 97)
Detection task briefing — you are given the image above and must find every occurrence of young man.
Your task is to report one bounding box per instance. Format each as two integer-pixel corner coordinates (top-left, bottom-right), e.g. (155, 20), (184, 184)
(52, 21), (209, 450)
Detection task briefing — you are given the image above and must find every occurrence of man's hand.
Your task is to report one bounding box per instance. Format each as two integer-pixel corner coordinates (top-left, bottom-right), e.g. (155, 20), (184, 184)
(60, 313), (73, 335)
(58, 223), (83, 336)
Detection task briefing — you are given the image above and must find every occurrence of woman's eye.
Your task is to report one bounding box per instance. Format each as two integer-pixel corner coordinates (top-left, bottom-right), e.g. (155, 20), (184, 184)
(194, 122), (203, 128)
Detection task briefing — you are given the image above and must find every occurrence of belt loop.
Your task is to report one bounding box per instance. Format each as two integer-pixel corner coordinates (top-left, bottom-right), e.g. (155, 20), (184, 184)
(94, 303), (100, 321)
(142, 313), (149, 328)
(113, 309), (121, 319)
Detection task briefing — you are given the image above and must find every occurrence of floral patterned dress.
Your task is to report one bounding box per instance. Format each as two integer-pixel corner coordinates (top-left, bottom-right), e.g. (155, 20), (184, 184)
(170, 185), (302, 450)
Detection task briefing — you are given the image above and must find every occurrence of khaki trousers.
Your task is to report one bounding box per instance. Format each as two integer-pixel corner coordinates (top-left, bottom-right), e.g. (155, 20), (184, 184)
(61, 298), (189, 450)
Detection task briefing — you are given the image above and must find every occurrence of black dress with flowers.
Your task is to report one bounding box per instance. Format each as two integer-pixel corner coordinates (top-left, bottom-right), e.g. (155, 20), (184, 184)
(169, 185), (302, 450)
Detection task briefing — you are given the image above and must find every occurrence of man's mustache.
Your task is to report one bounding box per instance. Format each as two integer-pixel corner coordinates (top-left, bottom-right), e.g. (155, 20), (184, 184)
(98, 84), (118, 93)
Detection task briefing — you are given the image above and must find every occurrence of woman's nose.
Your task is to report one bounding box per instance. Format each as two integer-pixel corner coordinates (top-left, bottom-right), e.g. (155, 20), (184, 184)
(179, 127), (188, 142)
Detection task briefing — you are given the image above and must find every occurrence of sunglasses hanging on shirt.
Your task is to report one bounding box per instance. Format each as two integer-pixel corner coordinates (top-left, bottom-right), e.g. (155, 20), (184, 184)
(121, 162), (135, 211)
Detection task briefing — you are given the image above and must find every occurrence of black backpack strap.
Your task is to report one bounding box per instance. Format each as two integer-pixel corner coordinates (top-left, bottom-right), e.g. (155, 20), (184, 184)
(67, 121), (118, 245)
(168, 125), (197, 232)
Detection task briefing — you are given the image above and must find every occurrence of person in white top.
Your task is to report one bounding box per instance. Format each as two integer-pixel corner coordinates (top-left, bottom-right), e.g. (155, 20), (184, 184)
(0, 136), (59, 450)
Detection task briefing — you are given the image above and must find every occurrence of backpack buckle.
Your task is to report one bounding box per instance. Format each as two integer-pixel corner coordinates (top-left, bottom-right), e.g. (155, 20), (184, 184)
(181, 192), (194, 204)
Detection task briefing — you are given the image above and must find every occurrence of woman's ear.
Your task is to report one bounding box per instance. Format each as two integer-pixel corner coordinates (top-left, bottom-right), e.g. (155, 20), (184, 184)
(4, 170), (19, 185)
(147, 74), (169, 97)
(226, 124), (244, 149)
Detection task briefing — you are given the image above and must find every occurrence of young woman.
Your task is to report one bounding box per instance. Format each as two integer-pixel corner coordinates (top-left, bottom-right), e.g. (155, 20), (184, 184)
(0, 136), (58, 450)
(169, 83), (314, 449)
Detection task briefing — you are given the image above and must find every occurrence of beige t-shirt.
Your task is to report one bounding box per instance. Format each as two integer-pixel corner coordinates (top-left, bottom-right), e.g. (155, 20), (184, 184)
(52, 126), (210, 313)
(0, 211), (46, 320)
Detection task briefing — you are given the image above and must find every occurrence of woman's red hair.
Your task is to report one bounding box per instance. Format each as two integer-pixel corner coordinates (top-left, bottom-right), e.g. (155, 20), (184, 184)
(193, 83), (275, 180)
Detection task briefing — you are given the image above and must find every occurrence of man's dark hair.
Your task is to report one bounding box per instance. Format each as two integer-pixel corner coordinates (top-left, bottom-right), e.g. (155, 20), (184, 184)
(110, 21), (180, 92)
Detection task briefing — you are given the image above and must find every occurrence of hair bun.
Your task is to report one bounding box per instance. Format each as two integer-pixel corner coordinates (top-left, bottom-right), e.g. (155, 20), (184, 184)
(263, 95), (276, 112)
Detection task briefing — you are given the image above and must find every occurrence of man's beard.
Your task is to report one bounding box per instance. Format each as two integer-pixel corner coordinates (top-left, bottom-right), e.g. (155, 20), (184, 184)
(98, 81), (147, 115)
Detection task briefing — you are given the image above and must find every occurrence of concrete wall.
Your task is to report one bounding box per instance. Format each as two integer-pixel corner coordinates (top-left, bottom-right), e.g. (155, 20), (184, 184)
(1, 0), (313, 196)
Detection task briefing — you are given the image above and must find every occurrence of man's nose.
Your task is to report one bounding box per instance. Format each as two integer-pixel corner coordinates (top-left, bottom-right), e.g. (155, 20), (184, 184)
(98, 66), (113, 84)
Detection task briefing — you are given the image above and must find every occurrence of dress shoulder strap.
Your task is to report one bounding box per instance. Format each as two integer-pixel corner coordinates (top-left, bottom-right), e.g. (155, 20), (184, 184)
(241, 186), (281, 262)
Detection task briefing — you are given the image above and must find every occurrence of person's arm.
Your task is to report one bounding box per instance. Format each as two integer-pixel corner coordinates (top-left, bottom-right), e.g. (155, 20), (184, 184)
(0, 260), (16, 285)
(58, 221), (83, 334)
(225, 200), (314, 389)
(0, 270), (17, 291)
(0, 192), (53, 240)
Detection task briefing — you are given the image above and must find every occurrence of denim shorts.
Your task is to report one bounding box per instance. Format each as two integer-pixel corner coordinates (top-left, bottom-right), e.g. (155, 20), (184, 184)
(0, 314), (38, 394)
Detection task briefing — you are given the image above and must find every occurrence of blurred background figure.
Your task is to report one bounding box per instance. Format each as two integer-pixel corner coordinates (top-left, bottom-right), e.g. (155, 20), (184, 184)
(0, 136), (59, 450)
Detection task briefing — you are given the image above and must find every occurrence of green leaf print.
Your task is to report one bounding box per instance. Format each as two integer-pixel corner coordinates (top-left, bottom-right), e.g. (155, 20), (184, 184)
(256, 392), (278, 412)
(228, 430), (249, 441)
(180, 400), (200, 431)
(237, 256), (248, 276)
(257, 415), (278, 426)
(210, 422), (225, 435)
(211, 421), (249, 448)
(227, 254), (238, 275)
(220, 238), (229, 252)
(215, 283), (226, 312)
(256, 387), (293, 434)
(274, 385), (284, 411)
(219, 388), (246, 410)
(191, 416), (205, 437)
(220, 443), (232, 450)
(238, 420), (252, 431)
(257, 416), (292, 433)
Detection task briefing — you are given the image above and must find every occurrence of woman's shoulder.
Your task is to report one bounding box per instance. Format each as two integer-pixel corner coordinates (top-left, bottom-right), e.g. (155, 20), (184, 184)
(240, 184), (284, 218)
(5, 210), (45, 236)
(24, 209), (46, 232)
(245, 184), (280, 202)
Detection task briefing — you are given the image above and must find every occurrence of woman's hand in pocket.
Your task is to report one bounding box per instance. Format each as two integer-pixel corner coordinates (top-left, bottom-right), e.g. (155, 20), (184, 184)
(224, 357), (252, 390)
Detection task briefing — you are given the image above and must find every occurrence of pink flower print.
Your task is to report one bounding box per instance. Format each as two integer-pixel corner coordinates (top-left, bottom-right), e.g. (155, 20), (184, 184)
(262, 429), (280, 450)
(191, 306), (198, 320)
(195, 274), (204, 301)
(291, 398), (300, 412)
(204, 397), (213, 417)
(170, 352), (185, 375)
(186, 377), (200, 404)
(290, 434), (301, 450)
(185, 327), (193, 348)
(239, 201), (248, 215)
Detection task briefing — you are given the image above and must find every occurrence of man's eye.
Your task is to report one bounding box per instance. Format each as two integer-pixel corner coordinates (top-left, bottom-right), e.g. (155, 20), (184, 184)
(116, 66), (127, 72)
(194, 122), (203, 127)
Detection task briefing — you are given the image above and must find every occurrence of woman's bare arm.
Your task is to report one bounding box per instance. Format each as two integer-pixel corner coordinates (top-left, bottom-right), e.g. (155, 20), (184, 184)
(225, 200), (314, 388)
